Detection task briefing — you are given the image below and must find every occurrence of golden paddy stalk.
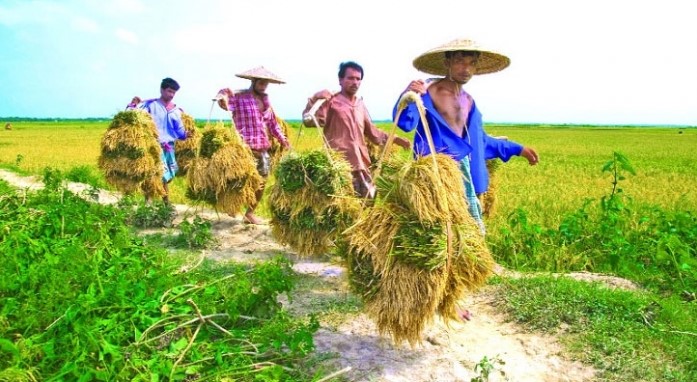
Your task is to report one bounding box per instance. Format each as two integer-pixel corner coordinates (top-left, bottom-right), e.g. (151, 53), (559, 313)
(345, 150), (494, 346)
(268, 149), (362, 257)
(186, 123), (261, 215)
(97, 110), (164, 198)
(174, 112), (200, 176)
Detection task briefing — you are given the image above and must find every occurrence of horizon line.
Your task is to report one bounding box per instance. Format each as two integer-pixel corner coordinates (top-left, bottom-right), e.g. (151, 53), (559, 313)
(0, 116), (694, 128)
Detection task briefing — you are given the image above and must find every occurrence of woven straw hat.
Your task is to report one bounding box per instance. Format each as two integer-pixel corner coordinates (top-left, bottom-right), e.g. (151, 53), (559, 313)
(413, 38), (510, 76)
(235, 66), (286, 84)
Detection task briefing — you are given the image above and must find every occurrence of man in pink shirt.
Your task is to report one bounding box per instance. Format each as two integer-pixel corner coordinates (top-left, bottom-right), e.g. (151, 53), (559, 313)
(303, 61), (410, 198)
(217, 67), (290, 224)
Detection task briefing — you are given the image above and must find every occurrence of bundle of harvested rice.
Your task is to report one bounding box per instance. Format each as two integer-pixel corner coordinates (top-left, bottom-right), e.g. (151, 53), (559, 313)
(98, 109), (164, 198)
(174, 113), (200, 176)
(434, 223), (493, 321)
(269, 149), (361, 257)
(343, 91), (494, 346)
(186, 123), (261, 215)
(270, 115), (292, 168)
(389, 154), (471, 224)
(478, 158), (502, 218)
(346, 157), (494, 346)
(356, 218), (494, 346)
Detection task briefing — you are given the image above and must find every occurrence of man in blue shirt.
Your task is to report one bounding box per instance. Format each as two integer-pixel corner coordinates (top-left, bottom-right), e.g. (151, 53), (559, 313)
(128, 77), (188, 204)
(394, 38), (539, 235)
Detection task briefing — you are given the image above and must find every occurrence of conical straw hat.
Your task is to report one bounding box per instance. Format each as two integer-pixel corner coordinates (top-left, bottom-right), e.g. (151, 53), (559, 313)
(235, 66), (286, 84)
(413, 39), (510, 76)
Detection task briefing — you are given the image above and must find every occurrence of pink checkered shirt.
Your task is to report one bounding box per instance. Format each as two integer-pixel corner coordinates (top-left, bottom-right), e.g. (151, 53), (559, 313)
(227, 90), (286, 151)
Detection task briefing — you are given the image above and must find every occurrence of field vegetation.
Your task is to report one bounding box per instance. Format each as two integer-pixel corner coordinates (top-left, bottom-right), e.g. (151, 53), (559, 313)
(1, 120), (696, 381)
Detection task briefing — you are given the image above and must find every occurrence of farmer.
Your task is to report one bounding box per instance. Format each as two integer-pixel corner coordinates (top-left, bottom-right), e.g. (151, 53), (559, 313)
(216, 66), (290, 225)
(302, 61), (411, 198)
(393, 38), (539, 235)
(127, 77), (188, 205)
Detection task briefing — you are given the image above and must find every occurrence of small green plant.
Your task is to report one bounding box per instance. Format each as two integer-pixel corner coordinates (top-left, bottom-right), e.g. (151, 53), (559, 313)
(83, 185), (100, 202)
(128, 200), (176, 228)
(174, 215), (217, 249)
(602, 151), (636, 198)
(65, 165), (107, 189)
(470, 355), (507, 382)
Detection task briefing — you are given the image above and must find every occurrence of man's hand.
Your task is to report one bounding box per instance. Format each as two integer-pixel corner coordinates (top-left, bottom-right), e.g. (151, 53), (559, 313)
(215, 88), (233, 111)
(280, 138), (290, 149)
(394, 136), (411, 150)
(404, 80), (428, 95)
(520, 147), (539, 165)
(313, 89), (333, 100)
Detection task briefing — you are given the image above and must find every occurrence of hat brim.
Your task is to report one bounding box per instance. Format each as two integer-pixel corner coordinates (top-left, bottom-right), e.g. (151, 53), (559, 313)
(235, 74), (285, 84)
(413, 40), (510, 76)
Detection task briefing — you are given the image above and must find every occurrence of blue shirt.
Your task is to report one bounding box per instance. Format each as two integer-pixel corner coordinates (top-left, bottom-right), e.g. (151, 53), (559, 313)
(138, 99), (187, 143)
(393, 91), (522, 194)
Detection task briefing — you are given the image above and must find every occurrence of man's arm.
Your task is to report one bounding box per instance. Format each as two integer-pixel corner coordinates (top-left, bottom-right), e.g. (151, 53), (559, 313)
(125, 96), (142, 110)
(519, 146), (539, 165)
(483, 133), (538, 165)
(214, 88), (235, 112)
(393, 80), (430, 132)
(302, 90), (332, 127)
(265, 108), (290, 149)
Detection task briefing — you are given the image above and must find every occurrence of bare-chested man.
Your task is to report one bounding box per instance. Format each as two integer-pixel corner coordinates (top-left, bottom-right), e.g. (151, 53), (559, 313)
(394, 39), (539, 234)
(393, 38), (539, 323)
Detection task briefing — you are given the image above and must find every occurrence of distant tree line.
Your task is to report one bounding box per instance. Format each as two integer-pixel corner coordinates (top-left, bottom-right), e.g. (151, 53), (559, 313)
(0, 117), (111, 122)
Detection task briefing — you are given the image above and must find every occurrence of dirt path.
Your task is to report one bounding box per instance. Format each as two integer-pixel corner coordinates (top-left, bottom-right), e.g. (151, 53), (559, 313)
(0, 170), (603, 381)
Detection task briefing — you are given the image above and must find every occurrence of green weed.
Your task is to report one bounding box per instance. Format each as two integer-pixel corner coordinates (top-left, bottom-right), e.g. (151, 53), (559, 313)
(64, 165), (108, 189)
(118, 197), (176, 228)
(0, 174), (320, 380)
(470, 355), (507, 382)
(490, 152), (697, 295)
(172, 215), (217, 249)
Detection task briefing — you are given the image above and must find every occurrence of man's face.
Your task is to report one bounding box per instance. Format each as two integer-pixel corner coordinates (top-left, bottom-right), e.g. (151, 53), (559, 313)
(160, 87), (177, 102)
(445, 53), (478, 84)
(339, 67), (362, 97)
(253, 79), (269, 95)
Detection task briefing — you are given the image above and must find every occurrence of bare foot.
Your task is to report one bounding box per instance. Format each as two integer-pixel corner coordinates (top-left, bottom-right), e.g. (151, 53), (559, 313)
(457, 308), (472, 322)
(243, 212), (264, 225)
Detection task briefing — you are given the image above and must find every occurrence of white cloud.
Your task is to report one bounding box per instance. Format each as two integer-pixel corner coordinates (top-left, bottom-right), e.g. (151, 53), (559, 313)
(71, 16), (99, 33)
(96, 0), (146, 14)
(115, 28), (139, 44)
(0, 1), (66, 26)
(0, 5), (22, 25)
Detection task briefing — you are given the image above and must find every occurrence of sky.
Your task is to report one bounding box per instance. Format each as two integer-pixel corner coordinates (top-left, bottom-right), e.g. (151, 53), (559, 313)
(1, 0), (696, 126)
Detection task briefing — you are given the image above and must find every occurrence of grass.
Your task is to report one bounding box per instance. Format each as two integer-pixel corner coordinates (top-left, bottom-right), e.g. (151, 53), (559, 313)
(0, 120), (105, 175)
(491, 276), (697, 381)
(1, 119), (696, 381)
(479, 125), (697, 227)
(287, 272), (363, 328)
(4, 121), (693, 220)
